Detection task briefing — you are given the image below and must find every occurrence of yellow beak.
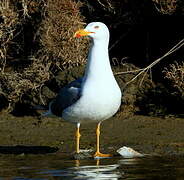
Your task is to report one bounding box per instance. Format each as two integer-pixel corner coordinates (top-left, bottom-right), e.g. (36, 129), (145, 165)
(74, 29), (94, 38)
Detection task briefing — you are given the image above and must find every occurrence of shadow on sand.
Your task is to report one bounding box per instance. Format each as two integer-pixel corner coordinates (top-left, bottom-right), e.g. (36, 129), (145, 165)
(0, 145), (59, 154)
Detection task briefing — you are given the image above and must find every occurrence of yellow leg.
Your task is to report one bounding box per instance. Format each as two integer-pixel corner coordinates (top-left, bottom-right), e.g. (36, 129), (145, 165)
(94, 122), (112, 158)
(75, 160), (80, 167)
(76, 123), (81, 153)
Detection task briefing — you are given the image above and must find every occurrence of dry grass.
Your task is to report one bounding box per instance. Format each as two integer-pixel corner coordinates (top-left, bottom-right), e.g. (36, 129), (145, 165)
(152, 0), (184, 14)
(163, 62), (184, 97)
(0, 0), (48, 111)
(0, 58), (51, 111)
(152, 0), (177, 14)
(39, 0), (88, 70)
(0, 0), (19, 72)
(0, 0), (87, 112)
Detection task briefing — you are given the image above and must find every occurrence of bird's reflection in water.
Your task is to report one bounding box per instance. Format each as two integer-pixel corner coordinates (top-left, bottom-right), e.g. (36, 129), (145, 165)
(37, 158), (122, 179)
(70, 159), (122, 180)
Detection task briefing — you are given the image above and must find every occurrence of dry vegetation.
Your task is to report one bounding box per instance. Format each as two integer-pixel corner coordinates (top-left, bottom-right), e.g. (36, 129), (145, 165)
(0, 0), (88, 112)
(152, 0), (177, 14)
(39, 0), (88, 70)
(0, 0), (19, 72)
(164, 62), (184, 98)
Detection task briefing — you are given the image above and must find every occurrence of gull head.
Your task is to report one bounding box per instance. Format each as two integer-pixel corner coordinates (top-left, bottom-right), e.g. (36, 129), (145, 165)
(74, 22), (109, 42)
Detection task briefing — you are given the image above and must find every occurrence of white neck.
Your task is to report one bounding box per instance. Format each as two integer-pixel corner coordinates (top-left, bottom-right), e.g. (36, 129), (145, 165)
(82, 39), (117, 94)
(84, 39), (113, 80)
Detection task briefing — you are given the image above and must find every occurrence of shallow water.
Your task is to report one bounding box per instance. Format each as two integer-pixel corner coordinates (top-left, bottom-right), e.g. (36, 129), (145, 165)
(0, 153), (184, 179)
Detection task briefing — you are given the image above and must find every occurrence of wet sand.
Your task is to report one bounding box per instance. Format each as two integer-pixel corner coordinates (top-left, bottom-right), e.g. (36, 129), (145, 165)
(0, 113), (184, 157)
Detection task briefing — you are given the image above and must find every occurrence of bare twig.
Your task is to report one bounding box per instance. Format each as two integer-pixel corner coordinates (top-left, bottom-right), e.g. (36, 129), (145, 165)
(115, 38), (184, 86)
(39, 84), (45, 105)
(21, 0), (31, 18)
(115, 68), (144, 75)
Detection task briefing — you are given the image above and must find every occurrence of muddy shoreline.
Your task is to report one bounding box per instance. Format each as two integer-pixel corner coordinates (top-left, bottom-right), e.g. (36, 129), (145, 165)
(0, 114), (184, 157)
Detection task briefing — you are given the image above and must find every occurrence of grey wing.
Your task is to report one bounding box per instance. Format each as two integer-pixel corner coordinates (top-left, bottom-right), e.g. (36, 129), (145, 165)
(50, 77), (83, 117)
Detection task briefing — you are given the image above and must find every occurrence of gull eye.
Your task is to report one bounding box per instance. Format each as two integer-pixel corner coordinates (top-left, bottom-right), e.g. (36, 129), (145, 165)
(94, 25), (99, 29)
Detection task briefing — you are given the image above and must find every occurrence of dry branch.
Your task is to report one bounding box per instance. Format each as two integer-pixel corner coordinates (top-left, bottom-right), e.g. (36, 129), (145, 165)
(115, 38), (184, 86)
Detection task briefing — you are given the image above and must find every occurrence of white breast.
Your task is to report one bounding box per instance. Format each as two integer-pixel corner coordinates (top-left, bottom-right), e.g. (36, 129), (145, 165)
(62, 79), (121, 123)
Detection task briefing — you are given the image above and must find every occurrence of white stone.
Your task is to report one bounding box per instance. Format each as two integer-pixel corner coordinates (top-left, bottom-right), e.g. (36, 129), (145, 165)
(117, 146), (144, 158)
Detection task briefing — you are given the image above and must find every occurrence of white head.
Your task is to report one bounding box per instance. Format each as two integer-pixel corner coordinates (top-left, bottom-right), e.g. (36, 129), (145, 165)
(74, 22), (110, 42)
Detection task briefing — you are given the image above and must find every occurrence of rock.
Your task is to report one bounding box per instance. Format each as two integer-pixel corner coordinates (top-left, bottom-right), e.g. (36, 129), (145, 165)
(72, 149), (93, 160)
(117, 146), (144, 158)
